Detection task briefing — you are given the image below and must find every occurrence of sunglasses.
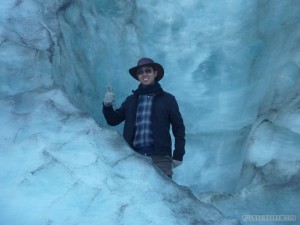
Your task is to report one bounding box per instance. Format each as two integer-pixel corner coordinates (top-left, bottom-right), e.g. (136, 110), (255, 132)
(136, 68), (153, 75)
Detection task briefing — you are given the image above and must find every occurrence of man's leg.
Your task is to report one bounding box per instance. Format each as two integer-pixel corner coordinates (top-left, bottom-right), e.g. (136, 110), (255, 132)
(151, 155), (173, 178)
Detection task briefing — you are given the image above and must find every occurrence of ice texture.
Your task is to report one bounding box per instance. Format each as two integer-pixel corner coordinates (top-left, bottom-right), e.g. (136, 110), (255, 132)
(0, 88), (238, 225)
(1, 0), (300, 224)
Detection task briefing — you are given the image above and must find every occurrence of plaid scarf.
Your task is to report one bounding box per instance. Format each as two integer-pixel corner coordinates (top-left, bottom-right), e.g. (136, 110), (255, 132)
(133, 95), (154, 148)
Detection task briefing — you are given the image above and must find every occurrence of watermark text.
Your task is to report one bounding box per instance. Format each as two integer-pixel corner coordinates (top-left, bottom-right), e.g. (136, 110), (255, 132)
(242, 215), (296, 222)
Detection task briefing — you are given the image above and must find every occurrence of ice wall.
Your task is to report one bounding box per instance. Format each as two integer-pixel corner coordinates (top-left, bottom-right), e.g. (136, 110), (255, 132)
(1, 0), (300, 224)
(46, 0), (300, 221)
(50, 0), (300, 193)
(0, 87), (239, 224)
(0, 1), (241, 224)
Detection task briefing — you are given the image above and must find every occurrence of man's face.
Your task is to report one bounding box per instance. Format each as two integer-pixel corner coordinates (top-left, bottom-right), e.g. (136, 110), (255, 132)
(136, 66), (157, 86)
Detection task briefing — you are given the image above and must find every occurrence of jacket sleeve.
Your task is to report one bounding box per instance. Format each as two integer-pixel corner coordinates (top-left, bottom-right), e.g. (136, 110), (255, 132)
(102, 103), (125, 126)
(169, 97), (186, 161)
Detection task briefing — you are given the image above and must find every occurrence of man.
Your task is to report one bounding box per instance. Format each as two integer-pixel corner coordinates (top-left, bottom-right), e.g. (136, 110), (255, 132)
(102, 58), (185, 178)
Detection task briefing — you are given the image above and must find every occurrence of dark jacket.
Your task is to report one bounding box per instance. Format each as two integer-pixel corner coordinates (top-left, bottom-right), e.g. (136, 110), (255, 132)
(102, 88), (185, 161)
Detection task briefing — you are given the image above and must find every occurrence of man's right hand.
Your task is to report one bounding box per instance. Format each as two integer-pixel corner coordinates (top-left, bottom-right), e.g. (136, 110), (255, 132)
(103, 86), (115, 106)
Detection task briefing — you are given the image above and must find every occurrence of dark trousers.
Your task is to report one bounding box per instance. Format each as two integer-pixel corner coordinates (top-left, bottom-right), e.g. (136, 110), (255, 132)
(135, 147), (173, 178)
(151, 155), (173, 178)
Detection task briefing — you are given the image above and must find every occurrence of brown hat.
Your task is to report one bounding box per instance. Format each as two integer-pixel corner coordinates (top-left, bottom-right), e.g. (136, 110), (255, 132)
(129, 58), (164, 81)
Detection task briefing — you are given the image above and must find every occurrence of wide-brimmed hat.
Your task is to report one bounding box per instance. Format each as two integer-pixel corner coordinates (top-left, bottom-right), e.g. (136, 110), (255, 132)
(129, 58), (164, 81)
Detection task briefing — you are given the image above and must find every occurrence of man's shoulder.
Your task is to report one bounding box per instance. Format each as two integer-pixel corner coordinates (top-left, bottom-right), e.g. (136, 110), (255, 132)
(156, 91), (178, 105)
(160, 91), (176, 99)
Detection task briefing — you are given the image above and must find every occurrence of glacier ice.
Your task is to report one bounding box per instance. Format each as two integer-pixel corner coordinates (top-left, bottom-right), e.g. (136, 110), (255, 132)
(0, 88), (238, 225)
(1, 0), (300, 224)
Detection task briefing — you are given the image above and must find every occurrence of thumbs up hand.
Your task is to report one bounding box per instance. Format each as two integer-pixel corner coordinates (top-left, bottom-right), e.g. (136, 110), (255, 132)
(103, 86), (115, 107)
